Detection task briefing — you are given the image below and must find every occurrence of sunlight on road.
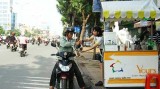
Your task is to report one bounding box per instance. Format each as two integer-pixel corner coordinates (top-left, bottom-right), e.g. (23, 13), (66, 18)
(10, 76), (50, 89)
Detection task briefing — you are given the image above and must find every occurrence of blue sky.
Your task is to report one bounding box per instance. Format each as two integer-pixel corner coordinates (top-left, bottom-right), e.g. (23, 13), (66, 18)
(13, 0), (63, 35)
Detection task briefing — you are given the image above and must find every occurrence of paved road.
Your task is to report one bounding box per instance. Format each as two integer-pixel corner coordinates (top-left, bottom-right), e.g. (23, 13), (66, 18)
(0, 43), (80, 89)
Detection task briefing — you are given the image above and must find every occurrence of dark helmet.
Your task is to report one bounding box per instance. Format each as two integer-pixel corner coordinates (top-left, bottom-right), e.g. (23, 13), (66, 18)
(63, 27), (74, 36)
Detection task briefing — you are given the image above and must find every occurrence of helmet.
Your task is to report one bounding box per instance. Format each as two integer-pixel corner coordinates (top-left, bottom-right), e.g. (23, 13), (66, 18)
(66, 27), (74, 33)
(63, 27), (74, 36)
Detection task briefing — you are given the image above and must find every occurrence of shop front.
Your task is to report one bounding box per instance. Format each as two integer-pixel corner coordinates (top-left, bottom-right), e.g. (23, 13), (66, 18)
(101, 0), (160, 87)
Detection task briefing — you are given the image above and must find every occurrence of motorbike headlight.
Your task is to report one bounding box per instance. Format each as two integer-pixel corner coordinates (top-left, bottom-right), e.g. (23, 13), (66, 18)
(59, 63), (72, 72)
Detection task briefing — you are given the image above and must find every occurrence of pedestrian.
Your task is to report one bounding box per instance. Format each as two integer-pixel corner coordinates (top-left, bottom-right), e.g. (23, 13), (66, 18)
(49, 27), (85, 89)
(80, 26), (104, 86)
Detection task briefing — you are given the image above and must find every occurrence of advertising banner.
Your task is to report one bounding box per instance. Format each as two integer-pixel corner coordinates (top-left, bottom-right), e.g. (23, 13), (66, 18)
(103, 51), (158, 87)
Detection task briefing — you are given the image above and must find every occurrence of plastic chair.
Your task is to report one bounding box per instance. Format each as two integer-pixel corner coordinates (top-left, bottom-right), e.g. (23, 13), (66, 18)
(145, 73), (160, 89)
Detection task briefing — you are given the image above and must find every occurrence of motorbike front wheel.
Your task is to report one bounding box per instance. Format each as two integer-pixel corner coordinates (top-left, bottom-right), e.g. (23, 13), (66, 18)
(61, 79), (67, 89)
(57, 79), (69, 89)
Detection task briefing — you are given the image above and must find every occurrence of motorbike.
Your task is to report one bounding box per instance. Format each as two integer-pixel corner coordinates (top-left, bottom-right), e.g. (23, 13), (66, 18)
(37, 41), (40, 46)
(6, 42), (10, 49)
(51, 44), (83, 89)
(52, 52), (76, 89)
(19, 45), (26, 57)
(10, 44), (17, 52)
(44, 41), (49, 46)
(32, 40), (35, 45)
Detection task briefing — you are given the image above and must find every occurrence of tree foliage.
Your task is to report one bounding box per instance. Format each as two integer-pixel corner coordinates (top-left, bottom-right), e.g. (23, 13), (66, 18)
(56, 0), (102, 39)
(0, 26), (5, 35)
(24, 30), (32, 37)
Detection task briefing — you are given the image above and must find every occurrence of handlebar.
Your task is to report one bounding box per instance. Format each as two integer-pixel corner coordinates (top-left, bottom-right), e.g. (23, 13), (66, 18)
(51, 44), (83, 57)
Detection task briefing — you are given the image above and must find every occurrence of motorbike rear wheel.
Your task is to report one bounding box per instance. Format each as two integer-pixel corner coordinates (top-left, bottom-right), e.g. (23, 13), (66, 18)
(20, 51), (24, 57)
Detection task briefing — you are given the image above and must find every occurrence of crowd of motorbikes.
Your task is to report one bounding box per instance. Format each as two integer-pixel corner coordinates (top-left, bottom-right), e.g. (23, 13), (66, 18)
(0, 36), (55, 57)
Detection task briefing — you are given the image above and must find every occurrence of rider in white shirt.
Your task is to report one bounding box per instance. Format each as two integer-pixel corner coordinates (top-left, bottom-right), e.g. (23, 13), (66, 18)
(18, 35), (28, 52)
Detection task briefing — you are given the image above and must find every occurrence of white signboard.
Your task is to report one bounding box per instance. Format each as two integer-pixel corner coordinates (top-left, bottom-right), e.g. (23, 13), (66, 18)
(104, 32), (118, 51)
(103, 51), (158, 87)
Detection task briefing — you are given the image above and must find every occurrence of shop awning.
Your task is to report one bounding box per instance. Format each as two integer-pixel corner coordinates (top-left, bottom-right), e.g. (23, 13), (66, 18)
(101, 0), (160, 21)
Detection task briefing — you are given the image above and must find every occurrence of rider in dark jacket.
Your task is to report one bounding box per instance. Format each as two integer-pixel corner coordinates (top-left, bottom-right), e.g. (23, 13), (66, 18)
(9, 32), (17, 45)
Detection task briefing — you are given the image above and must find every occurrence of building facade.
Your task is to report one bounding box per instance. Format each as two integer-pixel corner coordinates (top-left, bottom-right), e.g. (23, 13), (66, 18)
(11, 12), (16, 30)
(0, 0), (12, 30)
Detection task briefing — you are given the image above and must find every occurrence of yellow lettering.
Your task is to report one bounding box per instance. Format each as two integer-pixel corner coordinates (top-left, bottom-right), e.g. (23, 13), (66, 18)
(137, 65), (157, 74)
(137, 65), (143, 73)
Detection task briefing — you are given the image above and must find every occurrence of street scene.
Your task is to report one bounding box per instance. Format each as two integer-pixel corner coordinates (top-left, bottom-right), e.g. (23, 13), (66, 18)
(0, 0), (160, 89)
(0, 43), (57, 89)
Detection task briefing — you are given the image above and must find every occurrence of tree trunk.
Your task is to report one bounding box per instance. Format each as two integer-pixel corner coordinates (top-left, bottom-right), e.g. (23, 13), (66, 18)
(79, 10), (91, 40)
(80, 21), (86, 40)
(93, 18), (97, 60)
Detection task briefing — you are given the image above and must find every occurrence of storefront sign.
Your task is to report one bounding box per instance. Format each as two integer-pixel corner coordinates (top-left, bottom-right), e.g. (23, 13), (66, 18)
(103, 51), (158, 87)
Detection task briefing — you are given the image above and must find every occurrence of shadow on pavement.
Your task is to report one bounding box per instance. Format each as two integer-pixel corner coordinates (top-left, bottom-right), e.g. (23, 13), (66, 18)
(0, 55), (56, 89)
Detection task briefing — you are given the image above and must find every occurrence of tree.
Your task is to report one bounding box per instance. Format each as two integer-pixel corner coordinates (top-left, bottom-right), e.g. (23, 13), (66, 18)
(57, 0), (75, 26)
(0, 26), (5, 35)
(56, 0), (102, 39)
(70, 0), (93, 40)
(24, 30), (31, 37)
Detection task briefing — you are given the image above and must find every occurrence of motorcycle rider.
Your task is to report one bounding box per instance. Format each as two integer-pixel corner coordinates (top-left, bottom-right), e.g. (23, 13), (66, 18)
(38, 37), (41, 43)
(49, 27), (85, 89)
(9, 32), (17, 49)
(18, 34), (28, 53)
(5, 34), (11, 48)
(31, 37), (35, 44)
(44, 37), (49, 46)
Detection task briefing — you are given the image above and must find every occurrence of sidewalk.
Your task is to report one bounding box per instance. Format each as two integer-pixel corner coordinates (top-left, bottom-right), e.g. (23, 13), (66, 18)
(76, 47), (105, 89)
(76, 47), (145, 89)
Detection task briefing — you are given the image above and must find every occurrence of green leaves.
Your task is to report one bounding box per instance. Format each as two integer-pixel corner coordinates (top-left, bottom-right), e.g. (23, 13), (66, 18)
(0, 26), (5, 35)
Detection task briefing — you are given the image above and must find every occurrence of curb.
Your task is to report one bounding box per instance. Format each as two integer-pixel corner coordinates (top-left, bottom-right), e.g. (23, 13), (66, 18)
(75, 56), (105, 89)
